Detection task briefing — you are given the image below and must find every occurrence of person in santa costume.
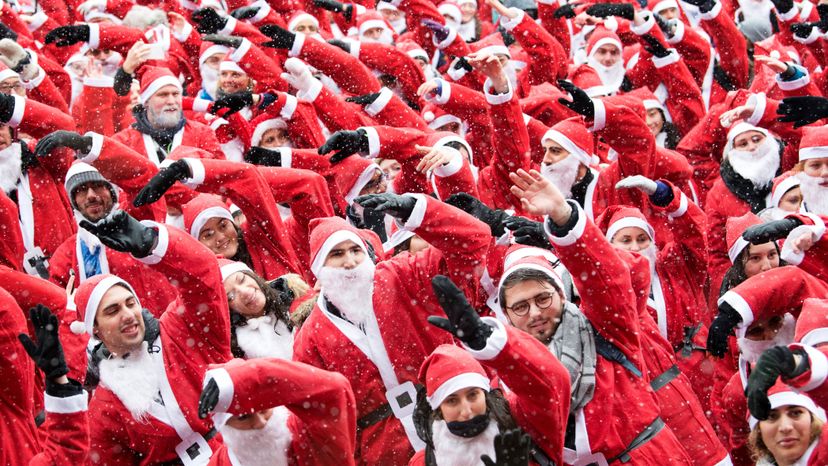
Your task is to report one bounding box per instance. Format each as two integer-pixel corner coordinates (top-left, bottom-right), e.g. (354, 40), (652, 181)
(195, 357), (357, 465)
(69, 209), (231, 464)
(409, 275), (570, 466)
(719, 212), (784, 296)
(500, 168), (694, 465)
(293, 192), (489, 465)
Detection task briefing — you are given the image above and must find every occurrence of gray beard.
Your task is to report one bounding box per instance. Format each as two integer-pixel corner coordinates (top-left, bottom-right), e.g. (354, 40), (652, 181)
(147, 107), (184, 129)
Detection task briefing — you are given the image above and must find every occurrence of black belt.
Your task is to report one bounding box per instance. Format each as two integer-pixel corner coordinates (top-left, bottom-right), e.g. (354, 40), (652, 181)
(607, 417), (665, 464)
(204, 427), (217, 440)
(679, 323), (706, 359)
(357, 403), (393, 430)
(650, 365), (681, 392)
(155, 429), (218, 466)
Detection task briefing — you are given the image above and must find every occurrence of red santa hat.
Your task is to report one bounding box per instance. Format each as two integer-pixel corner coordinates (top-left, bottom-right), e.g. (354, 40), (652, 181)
(382, 223), (416, 254)
(794, 298), (828, 346)
(422, 104), (463, 133)
(626, 87), (663, 112)
(329, 155), (382, 205)
(182, 194), (235, 239)
(771, 171), (801, 208)
(541, 117), (594, 166)
(595, 205), (655, 243)
(69, 274), (139, 335)
(502, 244), (560, 271)
(138, 65), (182, 105)
(357, 11), (391, 36)
(199, 41), (229, 67)
(219, 57), (245, 75)
(470, 33), (510, 58)
(649, 0), (679, 14)
(419, 344), (491, 409)
(798, 126), (828, 162)
(0, 61), (19, 82)
(217, 257), (252, 281)
(438, 1), (462, 24)
(308, 216), (369, 277)
(497, 255), (565, 299)
(199, 0), (228, 11)
(287, 11), (319, 32)
(587, 27), (623, 58)
(726, 212), (762, 264)
(249, 114), (288, 147)
(724, 122), (770, 156)
(568, 65), (610, 98)
(748, 380), (826, 429)
(397, 40), (428, 62)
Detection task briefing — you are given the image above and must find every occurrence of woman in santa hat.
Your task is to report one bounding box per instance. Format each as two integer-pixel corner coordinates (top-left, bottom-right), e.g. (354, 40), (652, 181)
(719, 212), (785, 296)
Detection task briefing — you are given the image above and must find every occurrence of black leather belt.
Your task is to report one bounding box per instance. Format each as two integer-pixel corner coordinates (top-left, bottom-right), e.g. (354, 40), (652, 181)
(357, 403), (393, 430)
(650, 364), (681, 392)
(607, 417), (666, 464)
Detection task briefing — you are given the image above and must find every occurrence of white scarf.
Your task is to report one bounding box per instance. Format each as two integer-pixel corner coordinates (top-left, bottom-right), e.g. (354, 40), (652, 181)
(200, 65), (220, 100)
(800, 173), (828, 216)
(586, 58), (625, 94)
(727, 137), (780, 188)
(235, 315), (294, 360)
(738, 313), (796, 364)
(98, 341), (162, 421)
(432, 418), (499, 466)
(221, 406), (293, 466)
(0, 142), (22, 194)
(318, 259), (376, 326)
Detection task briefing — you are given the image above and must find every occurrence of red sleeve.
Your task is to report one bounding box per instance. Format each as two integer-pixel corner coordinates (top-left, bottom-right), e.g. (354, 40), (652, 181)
(29, 394), (90, 466)
(590, 99), (655, 179)
(9, 95), (76, 139)
(229, 39), (289, 93)
(306, 84), (375, 132)
(699, 3), (749, 89)
(395, 0), (456, 57)
(293, 34), (381, 95)
(26, 70), (69, 114)
(89, 23), (147, 56)
(71, 82), (117, 136)
(0, 193), (25, 271)
(653, 183), (707, 276)
(537, 0), (572, 57)
(651, 52), (706, 137)
(501, 10), (567, 85)
(666, 21), (712, 89)
(785, 344), (828, 408)
(356, 42), (426, 104)
(360, 89), (429, 131)
(259, 94), (327, 149)
(0, 287), (36, 415)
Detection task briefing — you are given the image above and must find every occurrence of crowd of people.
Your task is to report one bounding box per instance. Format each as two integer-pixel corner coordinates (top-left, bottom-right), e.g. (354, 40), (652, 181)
(2, 0), (828, 462)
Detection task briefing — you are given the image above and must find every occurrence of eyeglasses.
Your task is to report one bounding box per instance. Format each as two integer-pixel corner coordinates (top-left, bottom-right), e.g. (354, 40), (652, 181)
(0, 83), (23, 94)
(505, 292), (556, 317)
(362, 171), (388, 193)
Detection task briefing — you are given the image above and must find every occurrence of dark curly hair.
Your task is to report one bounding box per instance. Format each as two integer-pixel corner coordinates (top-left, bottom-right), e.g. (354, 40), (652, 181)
(228, 271), (294, 358)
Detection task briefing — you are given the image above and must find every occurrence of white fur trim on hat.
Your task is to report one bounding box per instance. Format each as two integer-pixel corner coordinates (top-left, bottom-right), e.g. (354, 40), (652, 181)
(652, 0), (678, 13)
(190, 205), (234, 238)
(288, 13), (319, 32)
(382, 229), (416, 254)
(605, 217), (655, 243)
(219, 60), (245, 74)
(589, 37), (623, 57)
(476, 45), (510, 58)
(432, 135), (473, 165)
(251, 118), (288, 147)
(728, 236), (750, 264)
(502, 247), (559, 270)
(642, 99), (662, 111)
(220, 261), (252, 281)
(310, 229), (367, 276)
(359, 19), (388, 35)
(748, 391), (827, 429)
(771, 175), (801, 208)
(77, 276), (137, 335)
(406, 48), (428, 61)
(428, 114), (463, 131)
(541, 129), (592, 166)
(199, 44), (229, 65)
(345, 163), (381, 205)
(799, 146), (828, 162)
(497, 263), (564, 297)
(140, 75), (182, 105)
(427, 372), (490, 409)
(438, 3), (462, 23)
(0, 69), (19, 82)
(726, 122), (768, 145)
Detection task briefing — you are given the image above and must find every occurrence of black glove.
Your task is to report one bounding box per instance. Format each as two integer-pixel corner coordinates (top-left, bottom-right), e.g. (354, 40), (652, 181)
(80, 210), (159, 257)
(790, 22), (819, 39)
(346, 92), (382, 106)
(230, 5), (260, 19)
(769, 0), (794, 16)
(553, 3), (578, 18)
(245, 146), (283, 166)
(642, 34), (671, 58)
(777, 96), (828, 128)
(706, 302), (742, 358)
(680, 0), (716, 12)
(354, 193), (417, 223)
(133, 159), (192, 207)
(585, 3), (634, 20)
(318, 129), (369, 163)
(34, 130), (93, 157)
(504, 216), (552, 249)
(259, 24), (296, 49)
(421, 19), (451, 43)
(191, 8), (228, 35)
(481, 429), (532, 466)
(211, 91), (254, 115)
(0, 92), (13, 122)
(44, 25), (90, 47)
(427, 275), (493, 350)
(18, 305), (68, 380)
(453, 56), (473, 73)
(818, 3), (828, 29)
(557, 79), (594, 119)
(327, 39), (352, 53)
(742, 217), (803, 244)
(653, 13), (676, 36)
(198, 378), (219, 419)
(746, 346), (809, 421)
(445, 192), (508, 237)
(0, 22), (18, 41)
(314, 0), (354, 20)
(269, 277), (295, 307)
(202, 33), (243, 48)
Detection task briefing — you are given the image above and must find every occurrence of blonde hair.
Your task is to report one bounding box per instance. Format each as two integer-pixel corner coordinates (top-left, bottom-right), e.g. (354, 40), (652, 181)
(748, 410), (824, 463)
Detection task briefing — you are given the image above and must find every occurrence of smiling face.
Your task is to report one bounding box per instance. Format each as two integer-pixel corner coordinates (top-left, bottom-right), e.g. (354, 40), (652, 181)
(73, 181), (114, 222)
(198, 217), (239, 258)
(502, 279), (563, 344)
(645, 108), (664, 135)
(743, 242), (779, 278)
(219, 70), (251, 94)
(224, 271), (266, 317)
(758, 405), (815, 465)
(94, 285), (145, 356)
(145, 84), (183, 130)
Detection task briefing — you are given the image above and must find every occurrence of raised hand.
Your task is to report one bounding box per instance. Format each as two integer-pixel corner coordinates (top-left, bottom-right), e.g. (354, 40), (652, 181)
(198, 378), (220, 418)
(191, 8), (228, 34)
(353, 193), (417, 222)
(557, 80), (594, 119)
(202, 33), (243, 48)
(80, 210), (159, 257)
(314, 0), (354, 20)
(260, 24), (296, 49)
(742, 217), (803, 244)
(34, 130), (93, 156)
(585, 3), (634, 20)
(706, 302), (742, 358)
(318, 129), (369, 163)
(211, 91), (254, 115)
(641, 34), (671, 58)
(481, 429), (532, 466)
(133, 159), (192, 207)
(18, 305), (69, 380)
(504, 216), (552, 249)
(445, 192), (508, 237)
(509, 169), (572, 222)
(553, 3), (579, 18)
(776, 96), (828, 128)
(615, 175), (658, 195)
(346, 92), (382, 106)
(746, 346), (808, 421)
(245, 146), (284, 166)
(421, 19), (451, 43)
(230, 5), (260, 19)
(426, 275), (493, 350)
(44, 25), (90, 47)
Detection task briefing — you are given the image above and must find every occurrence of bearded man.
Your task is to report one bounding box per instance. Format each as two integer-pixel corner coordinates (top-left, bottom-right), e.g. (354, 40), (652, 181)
(293, 192), (489, 465)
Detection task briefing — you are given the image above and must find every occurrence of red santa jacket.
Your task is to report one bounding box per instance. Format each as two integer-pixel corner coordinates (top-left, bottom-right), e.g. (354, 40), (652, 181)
(88, 225), (232, 465)
(205, 358), (357, 466)
(111, 119), (223, 167)
(780, 212), (828, 283)
(294, 196), (489, 465)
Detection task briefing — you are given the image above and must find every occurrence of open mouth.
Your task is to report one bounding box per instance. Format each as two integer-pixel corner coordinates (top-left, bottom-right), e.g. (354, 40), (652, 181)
(121, 322), (139, 337)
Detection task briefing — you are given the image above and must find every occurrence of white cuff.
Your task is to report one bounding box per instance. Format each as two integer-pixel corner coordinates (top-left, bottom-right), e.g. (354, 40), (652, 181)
(543, 203), (587, 247)
(21, 65), (46, 89)
(78, 132), (104, 163)
(777, 5), (798, 22)
(364, 87), (393, 116)
(25, 10), (49, 31)
(249, 1), (271, 23)
(433, 26), (458, 50)
(204, 367), (235, 413)
(629, 12), (655, 35)
(398, 193), (428, 230)
(44, 391), (88, 414)
(498, 9), (525, 31)
(82, 75), (114, 87)
(192, 98), (211, 113)
(780, 224), (823, 265)
(796, 344), (828, 392)
(296, 77), (322, 102)
(426, 79), (451, 105)
(589, 99), (606, 132)
(171, 21), (193, 42)
(432, 147), (463, 177)
(182, 158), (206, 188)
(87, 23), (101, 50)
(483, 77), (513, 105)
(717, 290), (754, 329)
(446, 61), (468, 81)
(699, 1), (722, 20)
(776, 70), (810, 90)
(666, 20), (685, 44)
(359, 126), (381, 158)
(793, 25), (822, 44)
(218, 16), (238, 36)
(7, 95), (25, 127)
(228, 38), (252, 63)
(279, 147), (292, 168)
(745, 93), (767, 126)
(463, 318), (508, 360)
(349, 40), (361, 58)
(280, 94), (298, 119)
(136, 221), (169, 265)
(667, 192), (688, 219)
(651, 50), (681, 68)
(288, 32), (305, 58)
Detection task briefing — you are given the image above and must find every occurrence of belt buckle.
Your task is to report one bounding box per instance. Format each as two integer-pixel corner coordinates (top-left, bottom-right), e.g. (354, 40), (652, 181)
(174, 432), (212, 466)
(385, 381), (417, 420)
(23, 247), (49, 279)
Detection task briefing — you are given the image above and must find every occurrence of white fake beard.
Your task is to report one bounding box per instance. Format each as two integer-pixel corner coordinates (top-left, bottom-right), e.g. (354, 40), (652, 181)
(503, 62), (518, 92)
(586, 58), (625, 94)
(200, 65), (219, 100)
(220, 406), (293, 466)
(361, 30), (394, 45)
(235, 316), (294, 360)
(100, 52), (123, 78)
(738, 313), (796, 364)
(640, 244), (658, 272)
(727, 138), (780, 188)
(799, 173), (828, 216)
(0, 143), (22, 193)
(540, 154), (581, 198)
(389, 17), (407, 34)
(458, 20), (476, 41)
(432, 418), (499, 466)
(98, 341), (161, 421)
(148, 106), (183, 129)
(318, 259), (376, 325)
